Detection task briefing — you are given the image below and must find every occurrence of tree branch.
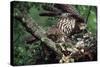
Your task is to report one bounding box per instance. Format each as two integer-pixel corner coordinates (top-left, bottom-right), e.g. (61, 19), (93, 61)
(14, 11), (63, 57)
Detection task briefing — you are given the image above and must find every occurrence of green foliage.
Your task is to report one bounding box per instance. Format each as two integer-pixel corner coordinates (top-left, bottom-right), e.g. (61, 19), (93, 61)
(29, 5), (57, 30)
(12, 2), (97, 65)
(87, 7), (97, 34)
(75, 5), (97, 34)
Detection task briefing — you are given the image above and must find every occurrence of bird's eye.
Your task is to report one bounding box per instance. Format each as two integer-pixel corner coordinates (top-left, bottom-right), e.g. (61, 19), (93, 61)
(79, 23), (86, 30)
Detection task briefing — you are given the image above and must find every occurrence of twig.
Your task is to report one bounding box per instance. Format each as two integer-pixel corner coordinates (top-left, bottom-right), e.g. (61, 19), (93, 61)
(86, 6), (92, 24)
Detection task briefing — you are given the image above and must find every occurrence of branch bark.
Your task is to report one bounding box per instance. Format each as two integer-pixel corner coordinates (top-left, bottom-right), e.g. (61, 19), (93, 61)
(14, 10), (63, 57)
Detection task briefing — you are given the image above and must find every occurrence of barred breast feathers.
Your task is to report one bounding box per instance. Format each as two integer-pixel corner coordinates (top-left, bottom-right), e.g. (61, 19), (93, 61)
(57, 17), (76, 35)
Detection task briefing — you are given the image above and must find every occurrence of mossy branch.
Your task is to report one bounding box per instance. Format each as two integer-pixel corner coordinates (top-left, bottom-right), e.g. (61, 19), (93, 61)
(14, 10), (63, 57)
